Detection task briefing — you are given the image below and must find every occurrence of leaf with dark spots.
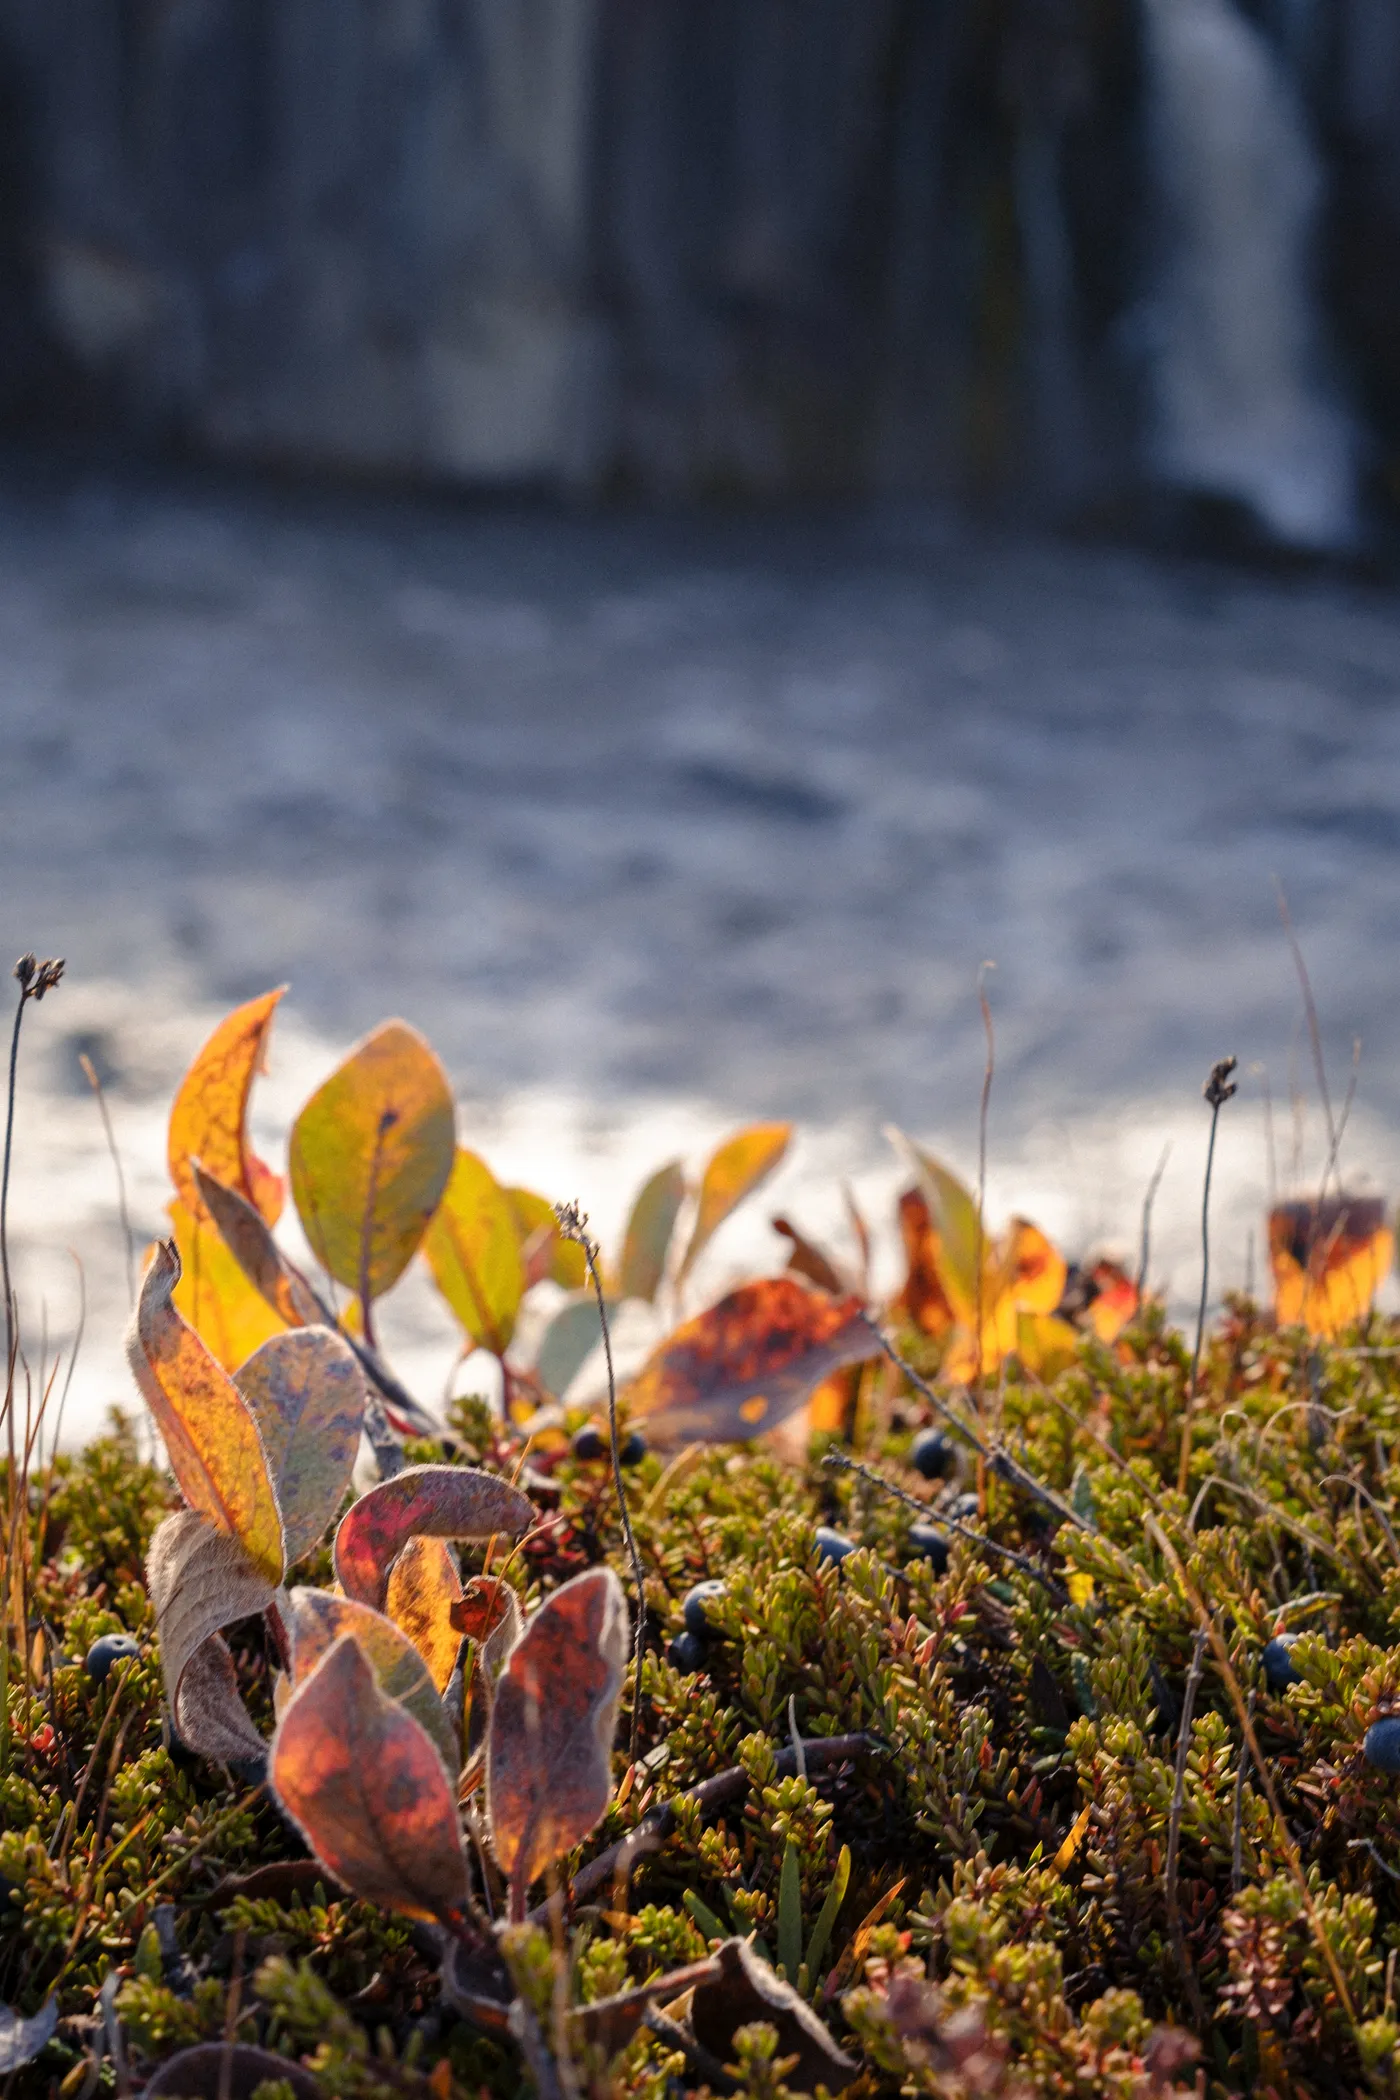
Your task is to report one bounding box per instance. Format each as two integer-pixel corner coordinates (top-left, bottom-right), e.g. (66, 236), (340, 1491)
(145, 1509), (275, 1763)
(486, 1566), (628, 1892)
(270, 1632), (470, 1925)
(333, 1463), (534, 1612)
(286, 1584), (458, 1775)
(289, 1020), (455, 1302)
(624, 1276), (880, 1447)
(690, 1939), (856, 2094)
(168, 987), (287, 1226)
(127, 1243), (284, 1581)
(235, 1327), (363, 1563)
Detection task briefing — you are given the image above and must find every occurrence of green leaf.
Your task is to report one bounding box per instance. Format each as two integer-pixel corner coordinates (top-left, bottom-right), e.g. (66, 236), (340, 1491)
(617, 1160), (687, 1301)
(804, 1843), (850, 1980)
(289, 1021), (455, 1303)
(682, 1889), (729, 1946)
(777, 1837), (803, 1983)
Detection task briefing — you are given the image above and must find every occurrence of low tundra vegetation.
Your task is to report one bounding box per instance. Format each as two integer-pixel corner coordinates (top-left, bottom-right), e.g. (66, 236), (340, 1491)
(4, 981), (1400, 2098)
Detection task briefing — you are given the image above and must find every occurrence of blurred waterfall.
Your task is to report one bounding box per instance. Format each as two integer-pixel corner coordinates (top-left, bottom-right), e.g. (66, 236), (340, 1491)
(1139, 0), (1357, 548)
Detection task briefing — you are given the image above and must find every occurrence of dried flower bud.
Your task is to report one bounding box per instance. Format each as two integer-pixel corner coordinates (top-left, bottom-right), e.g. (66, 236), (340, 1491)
(1203, 1056), (1237, 1110)
(553, 1199), (597, 1262)
(12, 954), (35, 990)
(32, 958), (64, 1000)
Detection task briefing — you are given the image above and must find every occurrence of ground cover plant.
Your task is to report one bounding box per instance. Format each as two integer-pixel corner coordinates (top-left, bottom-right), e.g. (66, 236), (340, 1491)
(6, 970), (1400, 2098)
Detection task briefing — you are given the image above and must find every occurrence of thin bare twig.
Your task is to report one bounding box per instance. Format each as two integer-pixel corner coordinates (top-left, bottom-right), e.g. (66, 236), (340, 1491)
(1179, 1059), (1236, 1497)
(78, 1054), (135, 1305)
(821, 1449), (1070, 1602)
(975, 962), (996, 1414)
(556, 1201), (646, 1765)
(1164, 1629), (1208, 2022)
(1136, 1143), (1171, 1306)
(858, 1317), (1090, 1533)
(1230, 1693), (1255, 1893)
(1275, 880), (1336, 1157)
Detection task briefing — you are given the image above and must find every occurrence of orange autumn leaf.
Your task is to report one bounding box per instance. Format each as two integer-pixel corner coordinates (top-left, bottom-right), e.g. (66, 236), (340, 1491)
(384, 1535), (464, 1694)
(1269, 1195), (1393, 1339)
(286, 1585), (457, 1774)
(894, 1186), (955, 1338)
(934, 1215), (1070, 1384)
(333, 1464), (534, 1613)
(624, 1276), (880, 1446)
(999, 1218), (1067, 1314)
(289, 1020), (455, 1303)
(676, 1122), (793, 1285)
(168, 987), (286, 1226)
(486, 1567), (628, 1891)
(166, 1194), (286, 1374)
(1084, 1260), (1139, 1343)
(270, 1632), (470, 1925)
(125, 1240), (284, 1582)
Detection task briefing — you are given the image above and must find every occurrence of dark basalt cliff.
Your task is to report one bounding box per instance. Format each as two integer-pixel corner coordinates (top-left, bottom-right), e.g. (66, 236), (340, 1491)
(0, 0), (1395, 525)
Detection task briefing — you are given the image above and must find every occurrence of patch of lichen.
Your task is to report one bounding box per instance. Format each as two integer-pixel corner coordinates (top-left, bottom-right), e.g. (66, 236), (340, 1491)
(11, 1306), (1400, 2096)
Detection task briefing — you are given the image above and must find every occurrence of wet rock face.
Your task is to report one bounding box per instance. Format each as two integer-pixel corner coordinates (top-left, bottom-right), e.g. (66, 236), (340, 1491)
(0, 1), (1396, 518)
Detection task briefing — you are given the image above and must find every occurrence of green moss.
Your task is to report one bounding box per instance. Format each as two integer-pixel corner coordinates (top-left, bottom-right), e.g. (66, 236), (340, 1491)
(13, 1309), (1400, 2095)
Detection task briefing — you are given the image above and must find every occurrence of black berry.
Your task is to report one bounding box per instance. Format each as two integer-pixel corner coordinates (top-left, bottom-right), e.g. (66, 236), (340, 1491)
(571, 1424), (606, 1462)
(667, 1630), (708, 1674)
(908, 1428), (955, 1480)
(682, 1579), (727, 1639)
(945, 1492), (980, 1526)
(85, 1634), (140, 1684)
(814, 1526), (856, 1566)
(1364, 1718), (1400, 1772)
(1262, 1634), (1302, 1692)
(618, 1430), (647, 1466)
(907, 1523), (950, 1573)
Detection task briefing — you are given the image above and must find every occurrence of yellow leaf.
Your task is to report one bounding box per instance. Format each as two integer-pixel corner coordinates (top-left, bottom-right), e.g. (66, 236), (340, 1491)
(1066, 1572), (1096, 1608)
(1052, 1802), (1093, 1875)
(385, 1535), (465, 1694)
(1270, 1196), (1393, 1339)
(290, 1021), (456, 1303)
(166, 1196), (286, 1374)
(168, 987), (287, 1226)
(505, 1187), (586, 1290)
(126, 1241), (284, 1582)
(424, 1150), (526, 1355)
(676, 1123), (792, 1285)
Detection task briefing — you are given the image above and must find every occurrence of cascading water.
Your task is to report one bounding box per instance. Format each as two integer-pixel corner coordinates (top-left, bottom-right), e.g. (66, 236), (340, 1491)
(1139, 0), (1358, 550)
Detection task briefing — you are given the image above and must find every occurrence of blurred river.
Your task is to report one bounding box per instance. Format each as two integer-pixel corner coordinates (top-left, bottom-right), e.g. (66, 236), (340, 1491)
(4, 457), (1400, 1443)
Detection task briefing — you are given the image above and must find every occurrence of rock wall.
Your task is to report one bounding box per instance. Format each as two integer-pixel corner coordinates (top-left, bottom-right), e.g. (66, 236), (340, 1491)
(0, 0), (1396, 519)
